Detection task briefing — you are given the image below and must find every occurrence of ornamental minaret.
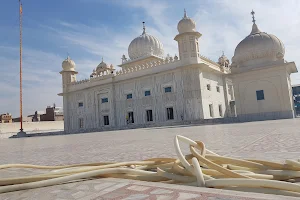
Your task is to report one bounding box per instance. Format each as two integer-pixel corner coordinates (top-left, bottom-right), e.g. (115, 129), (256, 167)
(60, 56), (77, 93)
(174, 9), (202, 64)
(60, 55), (77, 133)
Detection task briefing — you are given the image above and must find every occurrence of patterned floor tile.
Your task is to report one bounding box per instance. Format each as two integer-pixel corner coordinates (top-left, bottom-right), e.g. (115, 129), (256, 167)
(127, 185), (151, 191)
(177, 192), (202, 199)
(155, 195), (174, 200)
(1, 118), (300, 199)
(123, 194), (150, 200)
(150, 189), (174, 195)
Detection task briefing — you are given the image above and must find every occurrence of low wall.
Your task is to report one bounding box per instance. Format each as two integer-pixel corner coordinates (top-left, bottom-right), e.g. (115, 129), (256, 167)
(0, 121), (64, 138)
(236, 110), (295, 122)
(5, 110), (297, 139)
(65, 111), (296, 134)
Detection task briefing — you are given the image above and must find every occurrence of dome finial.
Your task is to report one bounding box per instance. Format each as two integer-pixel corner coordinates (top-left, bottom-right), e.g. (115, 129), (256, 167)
(184, 8), (187, 18)
(142, 22), (146, 34)
(250, 10), (261, 34)
(251, 10), (256, 24)
(222, 51), (224, 56)
(101, 57), (103, 62)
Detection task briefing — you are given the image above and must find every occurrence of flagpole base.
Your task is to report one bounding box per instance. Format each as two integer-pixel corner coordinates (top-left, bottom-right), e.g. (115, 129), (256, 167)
(17, 129), (27, 137)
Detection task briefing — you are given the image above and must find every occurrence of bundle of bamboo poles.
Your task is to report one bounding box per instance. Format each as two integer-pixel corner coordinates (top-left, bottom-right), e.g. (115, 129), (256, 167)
(1, 135), (300, 197)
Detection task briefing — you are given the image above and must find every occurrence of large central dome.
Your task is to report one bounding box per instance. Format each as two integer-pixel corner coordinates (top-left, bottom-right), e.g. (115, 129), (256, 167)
(128, 24), (164, 60)
(231, 22), (285, 68)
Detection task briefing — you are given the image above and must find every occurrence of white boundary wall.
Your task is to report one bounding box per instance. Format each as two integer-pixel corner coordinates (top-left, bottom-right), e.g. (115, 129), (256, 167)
(0, 121), (64, 138)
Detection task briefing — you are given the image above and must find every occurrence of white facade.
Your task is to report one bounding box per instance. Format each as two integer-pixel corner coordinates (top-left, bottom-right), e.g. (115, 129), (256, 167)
(59, 10), (297, 133)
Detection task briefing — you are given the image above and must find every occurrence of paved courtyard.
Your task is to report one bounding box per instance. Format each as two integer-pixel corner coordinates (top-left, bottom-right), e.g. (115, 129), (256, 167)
(1, 118), (300, 199)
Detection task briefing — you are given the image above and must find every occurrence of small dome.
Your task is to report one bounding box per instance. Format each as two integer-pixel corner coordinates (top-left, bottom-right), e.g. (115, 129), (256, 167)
(128, 23), (164, 60)
(90, 69), (96, 77)
(232, 23), (285, 67)
(177, 9), (196, 34)
(96, 58), (109, 71)
(218, 52), (229, 66)
(62, 56), (75, 71)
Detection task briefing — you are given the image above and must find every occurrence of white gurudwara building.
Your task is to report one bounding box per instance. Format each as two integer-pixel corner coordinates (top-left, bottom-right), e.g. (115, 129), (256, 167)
(59, 10), (297, 133)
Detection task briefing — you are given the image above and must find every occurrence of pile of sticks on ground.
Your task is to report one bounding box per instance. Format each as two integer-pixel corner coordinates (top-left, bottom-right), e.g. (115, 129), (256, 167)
(1, 135), (300, 197)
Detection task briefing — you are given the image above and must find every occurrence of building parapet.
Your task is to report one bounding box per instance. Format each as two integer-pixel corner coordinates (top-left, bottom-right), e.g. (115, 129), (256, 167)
(200, 54), (231, 73)
(67, 55), (180, 90)
(69, 73), (114, 87)
(120, 52), (164, 65)
(65, 54), (229, 91)
(200, 54), (220, 67)
(116, 54), (180, 76)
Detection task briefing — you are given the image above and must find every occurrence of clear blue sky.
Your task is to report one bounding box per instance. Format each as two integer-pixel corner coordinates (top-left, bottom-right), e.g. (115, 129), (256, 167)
(1, 0), (300, 117)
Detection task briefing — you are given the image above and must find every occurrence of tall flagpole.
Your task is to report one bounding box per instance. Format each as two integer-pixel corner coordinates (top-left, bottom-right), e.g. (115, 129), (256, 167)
(19, 0), (24, 132)
(16, 0), (26, 137)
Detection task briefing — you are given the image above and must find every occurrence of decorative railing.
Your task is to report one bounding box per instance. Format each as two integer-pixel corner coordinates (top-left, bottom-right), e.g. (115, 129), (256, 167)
(116, 55), (180, 76)
(70, 71), (114, 86)
(69, 53), (231, 87)
(71, 78), (90, 85)
(90, 72), (114, 81)
(121, 49), (164, 64)
(199, 54), (220, 67)
(200, 54), (231, 73)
